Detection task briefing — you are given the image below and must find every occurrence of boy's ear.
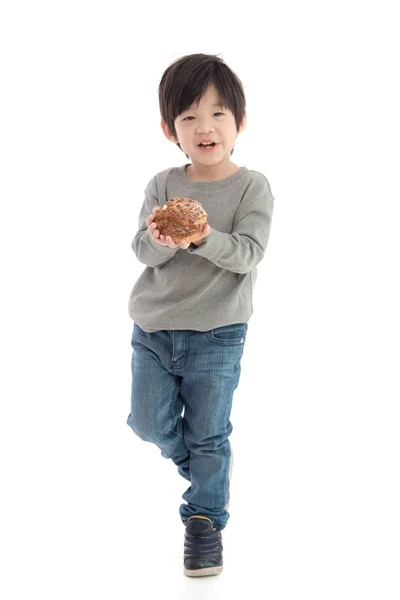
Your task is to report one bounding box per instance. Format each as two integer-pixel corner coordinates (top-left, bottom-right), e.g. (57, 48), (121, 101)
(238, 110), (247, 135)
(161, 119), (179, 144)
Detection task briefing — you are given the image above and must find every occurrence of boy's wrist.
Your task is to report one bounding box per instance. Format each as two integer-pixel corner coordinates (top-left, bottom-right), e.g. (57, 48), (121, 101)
(189, 239), (204, 248)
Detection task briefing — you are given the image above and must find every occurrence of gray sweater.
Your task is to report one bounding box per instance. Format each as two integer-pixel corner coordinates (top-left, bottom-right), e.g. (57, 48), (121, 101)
(128, 164), (274, 332)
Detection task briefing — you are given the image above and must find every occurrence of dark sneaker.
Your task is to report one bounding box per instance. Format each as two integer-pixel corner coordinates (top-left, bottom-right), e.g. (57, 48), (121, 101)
(184, 516), (223, 577)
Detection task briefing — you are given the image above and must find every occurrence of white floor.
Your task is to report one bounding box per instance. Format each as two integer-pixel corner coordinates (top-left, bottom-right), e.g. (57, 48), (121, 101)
(3, 377), (398, 600)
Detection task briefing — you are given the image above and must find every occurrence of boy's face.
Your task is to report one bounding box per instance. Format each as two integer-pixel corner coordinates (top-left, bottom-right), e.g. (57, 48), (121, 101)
(161, 85), (246, 168)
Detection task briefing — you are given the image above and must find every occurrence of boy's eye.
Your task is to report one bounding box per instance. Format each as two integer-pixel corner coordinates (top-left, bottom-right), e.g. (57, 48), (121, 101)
(183, 113), (224, 121)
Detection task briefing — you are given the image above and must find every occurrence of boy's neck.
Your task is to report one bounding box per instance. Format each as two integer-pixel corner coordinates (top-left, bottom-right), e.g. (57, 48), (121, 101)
(185, 162), (241, 182)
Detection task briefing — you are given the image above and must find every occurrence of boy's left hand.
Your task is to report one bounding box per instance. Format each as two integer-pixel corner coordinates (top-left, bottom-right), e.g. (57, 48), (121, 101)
(157, 223), (211, 249)
(187, 223), (212, 247)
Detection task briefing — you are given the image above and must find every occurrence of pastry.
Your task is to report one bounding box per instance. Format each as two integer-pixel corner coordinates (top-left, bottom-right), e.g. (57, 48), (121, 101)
(153, 197), (208, 243)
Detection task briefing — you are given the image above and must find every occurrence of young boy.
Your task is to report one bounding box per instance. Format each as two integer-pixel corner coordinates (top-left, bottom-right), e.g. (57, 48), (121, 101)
(127, 53), (275, 577)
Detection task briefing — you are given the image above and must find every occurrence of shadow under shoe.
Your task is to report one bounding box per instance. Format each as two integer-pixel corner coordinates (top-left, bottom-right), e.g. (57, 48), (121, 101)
(184, 516), (223, 577)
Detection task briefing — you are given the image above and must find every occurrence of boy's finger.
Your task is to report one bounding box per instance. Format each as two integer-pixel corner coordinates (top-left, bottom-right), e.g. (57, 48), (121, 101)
(166, 236), (179, 248)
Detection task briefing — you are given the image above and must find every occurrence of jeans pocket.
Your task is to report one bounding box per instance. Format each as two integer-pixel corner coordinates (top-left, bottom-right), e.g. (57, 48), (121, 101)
(132, 322), (148, 346)
(206, 323), (248, 346)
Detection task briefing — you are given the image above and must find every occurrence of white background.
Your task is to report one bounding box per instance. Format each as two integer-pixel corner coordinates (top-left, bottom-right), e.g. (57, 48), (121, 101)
(1, 1), (399, 598)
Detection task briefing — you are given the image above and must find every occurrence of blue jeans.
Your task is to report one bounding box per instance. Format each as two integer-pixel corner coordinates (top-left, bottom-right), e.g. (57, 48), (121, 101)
(126, 322), (248, 530)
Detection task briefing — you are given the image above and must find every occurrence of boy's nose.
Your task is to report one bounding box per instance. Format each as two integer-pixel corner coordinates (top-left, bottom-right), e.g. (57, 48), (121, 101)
(196, 122), (215, 134)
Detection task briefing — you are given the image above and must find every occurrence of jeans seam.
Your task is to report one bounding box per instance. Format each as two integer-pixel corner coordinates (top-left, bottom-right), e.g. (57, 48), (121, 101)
(162, 382), (186, 448)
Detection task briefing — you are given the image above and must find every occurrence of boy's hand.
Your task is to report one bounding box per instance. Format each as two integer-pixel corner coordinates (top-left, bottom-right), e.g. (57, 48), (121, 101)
(188, 223), (212, 246)
(146, 207), (211, 249)
(146, 207), (190, 249)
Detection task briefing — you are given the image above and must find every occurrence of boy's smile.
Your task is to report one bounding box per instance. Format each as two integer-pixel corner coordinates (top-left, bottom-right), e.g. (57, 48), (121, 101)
(161, 85), (246, 181)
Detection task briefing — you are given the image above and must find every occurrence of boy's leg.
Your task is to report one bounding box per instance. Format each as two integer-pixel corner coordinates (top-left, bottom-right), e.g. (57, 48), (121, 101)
(177, 323), (248, 531)
(127, 324), (191, 479)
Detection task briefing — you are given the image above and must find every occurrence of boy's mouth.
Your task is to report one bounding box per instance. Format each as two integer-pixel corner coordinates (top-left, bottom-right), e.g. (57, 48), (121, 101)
(198, 142), (218, 152)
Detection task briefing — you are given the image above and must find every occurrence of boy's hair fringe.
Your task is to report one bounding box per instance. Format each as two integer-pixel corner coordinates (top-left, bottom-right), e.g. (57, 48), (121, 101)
(158, 53), (246, 159)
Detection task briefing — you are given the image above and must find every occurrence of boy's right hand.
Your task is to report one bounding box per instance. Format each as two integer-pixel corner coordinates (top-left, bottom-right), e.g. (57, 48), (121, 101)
(146, 206), (190, 249)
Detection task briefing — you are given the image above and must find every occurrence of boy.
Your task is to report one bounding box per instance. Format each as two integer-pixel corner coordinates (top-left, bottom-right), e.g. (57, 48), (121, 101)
(127, 53), (275, 577)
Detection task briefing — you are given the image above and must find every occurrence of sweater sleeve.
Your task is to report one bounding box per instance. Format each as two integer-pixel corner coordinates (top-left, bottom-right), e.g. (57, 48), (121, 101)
(131, 176), (179, 268)
(186, 176), (275, 274)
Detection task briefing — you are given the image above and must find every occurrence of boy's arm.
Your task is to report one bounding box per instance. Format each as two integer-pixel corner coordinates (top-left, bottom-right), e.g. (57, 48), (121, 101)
(187, 178), (274, 274)
(131, 176), (179, 268)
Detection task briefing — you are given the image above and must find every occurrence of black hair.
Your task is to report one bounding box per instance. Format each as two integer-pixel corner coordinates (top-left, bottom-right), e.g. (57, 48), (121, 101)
(158, 53), (246, 158)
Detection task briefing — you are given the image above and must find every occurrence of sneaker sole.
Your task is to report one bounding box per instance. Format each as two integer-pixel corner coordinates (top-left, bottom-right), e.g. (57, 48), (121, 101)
(184, 565), (223, 577)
